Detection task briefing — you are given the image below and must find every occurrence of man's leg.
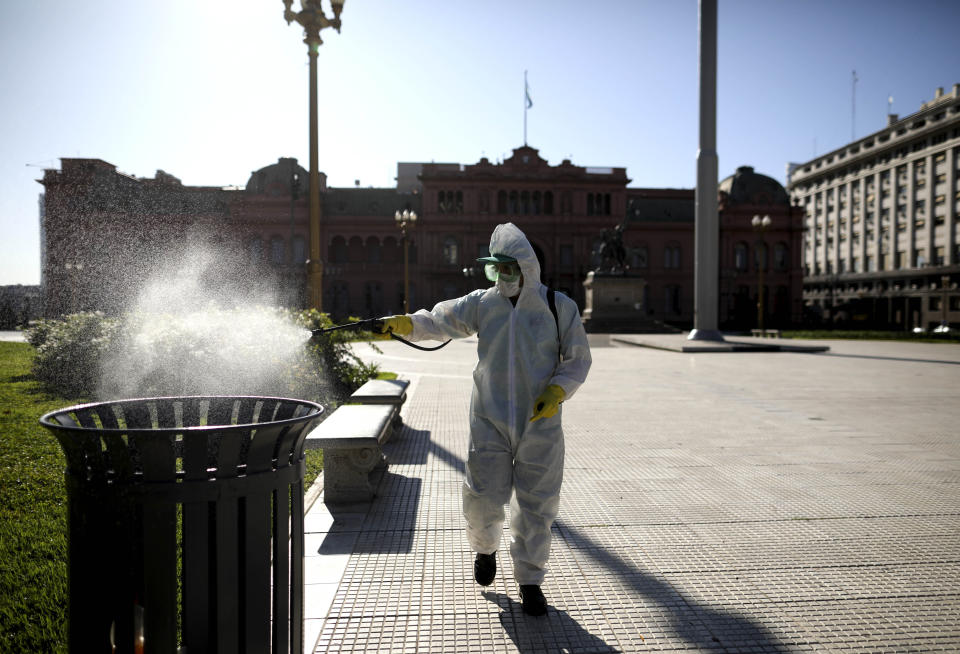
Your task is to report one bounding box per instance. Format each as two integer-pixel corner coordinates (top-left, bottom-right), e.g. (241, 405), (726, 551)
(509, 420), (565, 586)
(462, 416), (513, 557)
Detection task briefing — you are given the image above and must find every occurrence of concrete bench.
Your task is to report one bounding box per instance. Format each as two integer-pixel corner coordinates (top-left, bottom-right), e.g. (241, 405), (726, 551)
(304, 403), (395, 504)
(347, 378), (409, 439)
(751, 329), (781, 338)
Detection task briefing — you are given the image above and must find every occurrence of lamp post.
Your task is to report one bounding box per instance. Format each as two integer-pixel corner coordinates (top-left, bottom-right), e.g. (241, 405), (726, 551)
(752, 214), (771, 335)
(283, 0), (345, 311)
(395, 210), (417, 313)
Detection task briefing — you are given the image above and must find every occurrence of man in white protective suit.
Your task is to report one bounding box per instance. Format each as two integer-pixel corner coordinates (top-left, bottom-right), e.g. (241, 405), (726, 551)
(380, 222), (592, 616)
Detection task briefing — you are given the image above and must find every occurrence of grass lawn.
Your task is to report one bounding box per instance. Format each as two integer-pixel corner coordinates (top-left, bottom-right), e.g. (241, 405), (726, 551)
(0, 341), (72, 653)
(0, 341), (333, 652)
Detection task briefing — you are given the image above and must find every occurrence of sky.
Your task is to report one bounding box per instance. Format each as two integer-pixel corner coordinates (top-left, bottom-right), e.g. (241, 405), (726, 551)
(1, 0), (958, 286)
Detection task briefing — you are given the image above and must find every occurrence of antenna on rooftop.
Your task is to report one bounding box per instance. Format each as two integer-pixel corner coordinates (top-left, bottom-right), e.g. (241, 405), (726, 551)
(851, 70), (858, 141)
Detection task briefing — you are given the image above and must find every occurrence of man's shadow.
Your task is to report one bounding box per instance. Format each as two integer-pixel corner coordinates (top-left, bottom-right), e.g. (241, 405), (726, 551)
(482, 590), (622, 654)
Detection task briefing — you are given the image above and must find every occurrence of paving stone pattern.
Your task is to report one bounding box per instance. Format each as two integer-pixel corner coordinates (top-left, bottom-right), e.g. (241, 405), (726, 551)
(308, 336), (960, 653)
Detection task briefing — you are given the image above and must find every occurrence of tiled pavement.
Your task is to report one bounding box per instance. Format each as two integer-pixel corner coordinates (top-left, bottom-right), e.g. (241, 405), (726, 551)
(304, 334), (960, 653)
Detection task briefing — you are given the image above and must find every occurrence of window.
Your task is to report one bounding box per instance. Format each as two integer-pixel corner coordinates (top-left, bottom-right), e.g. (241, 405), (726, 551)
(292, 235), (307, 265)
(270, 236), (285, 265)
(497, 190), (507, 214)
(664, 244), (681, 269)
(329, 236), (347, 263)
(560, 245), (574, 268)
(543, 191), (554, 215)
(442, 236), (459, 265)
(348, 236), (364, 263)
(735, 242), (749, 271)
(632, 245), (648, 269)
(774, 242), (789, 271)
(914, 249), (926, 267)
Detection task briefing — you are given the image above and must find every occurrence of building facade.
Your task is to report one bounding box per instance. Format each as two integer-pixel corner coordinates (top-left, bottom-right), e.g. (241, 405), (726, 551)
(787, 84), (960, 330)
(39, 147), (803, 330)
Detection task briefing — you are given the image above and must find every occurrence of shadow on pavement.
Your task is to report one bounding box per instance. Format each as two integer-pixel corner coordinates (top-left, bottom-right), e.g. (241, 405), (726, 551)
(557, 521), (789, 652)
(426, 438), (790, 652)
(482, 591), (621, 653)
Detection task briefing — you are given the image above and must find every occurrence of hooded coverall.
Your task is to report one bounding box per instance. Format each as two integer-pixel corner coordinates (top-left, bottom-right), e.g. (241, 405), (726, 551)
(407, 223), (592, 585)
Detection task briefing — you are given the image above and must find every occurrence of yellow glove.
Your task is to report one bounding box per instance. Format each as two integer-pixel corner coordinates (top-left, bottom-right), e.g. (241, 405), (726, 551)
(380, 315), (413, 336)
(530, 384), (565, 422)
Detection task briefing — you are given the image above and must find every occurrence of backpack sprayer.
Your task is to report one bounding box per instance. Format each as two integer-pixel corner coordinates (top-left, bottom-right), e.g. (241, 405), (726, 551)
(310, 318), (451, 352)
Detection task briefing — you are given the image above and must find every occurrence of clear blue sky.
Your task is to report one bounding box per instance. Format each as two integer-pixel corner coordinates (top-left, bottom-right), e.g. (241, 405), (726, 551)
(1, 0), (957, 285)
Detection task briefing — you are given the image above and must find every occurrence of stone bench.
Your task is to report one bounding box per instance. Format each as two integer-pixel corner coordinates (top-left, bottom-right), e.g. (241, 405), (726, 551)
(347, 378), (409, 439)
(304, 403), (396, 504)
(751, 329), (781, 338)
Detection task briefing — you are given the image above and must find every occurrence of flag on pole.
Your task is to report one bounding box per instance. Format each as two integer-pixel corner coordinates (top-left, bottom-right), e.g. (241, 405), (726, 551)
(525, 74), (533, 109)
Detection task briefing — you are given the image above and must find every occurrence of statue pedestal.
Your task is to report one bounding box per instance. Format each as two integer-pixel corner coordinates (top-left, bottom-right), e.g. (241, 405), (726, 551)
(582, 272), (671, 333)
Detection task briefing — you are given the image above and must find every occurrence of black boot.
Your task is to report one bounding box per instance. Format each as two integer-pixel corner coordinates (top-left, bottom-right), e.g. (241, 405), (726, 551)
(474, 552), (496, 586)
(519, 584), (547, 616)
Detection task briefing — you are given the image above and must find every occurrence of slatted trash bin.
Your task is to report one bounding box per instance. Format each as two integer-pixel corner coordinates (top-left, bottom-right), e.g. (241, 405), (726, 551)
(39, 395), (324, 654)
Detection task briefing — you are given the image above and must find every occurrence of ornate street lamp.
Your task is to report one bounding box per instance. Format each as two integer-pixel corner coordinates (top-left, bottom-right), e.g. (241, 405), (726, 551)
(395, 210), (417, 313)
(752, 214), (772, 335)
(283, 0), (345, 311)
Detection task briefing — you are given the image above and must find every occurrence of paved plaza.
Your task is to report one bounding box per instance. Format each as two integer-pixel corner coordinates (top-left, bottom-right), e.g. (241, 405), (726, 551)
(303, 334), (960, 653)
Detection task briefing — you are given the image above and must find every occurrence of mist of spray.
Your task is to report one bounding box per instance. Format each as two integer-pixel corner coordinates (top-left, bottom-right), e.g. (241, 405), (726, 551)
(98, 245), (324, 401)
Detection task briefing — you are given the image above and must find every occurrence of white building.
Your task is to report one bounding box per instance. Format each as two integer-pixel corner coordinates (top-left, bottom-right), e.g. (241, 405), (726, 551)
(787, 84), (960, 331)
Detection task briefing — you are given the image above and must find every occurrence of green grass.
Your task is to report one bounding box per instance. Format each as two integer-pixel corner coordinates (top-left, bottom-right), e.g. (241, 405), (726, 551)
(0, 341), (338, 652)
(781, 329), (960, 343)
(0, 342), (73, 653)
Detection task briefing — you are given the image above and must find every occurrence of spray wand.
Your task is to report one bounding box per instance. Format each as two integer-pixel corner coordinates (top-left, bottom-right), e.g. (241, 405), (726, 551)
(310, 318), (451, 352)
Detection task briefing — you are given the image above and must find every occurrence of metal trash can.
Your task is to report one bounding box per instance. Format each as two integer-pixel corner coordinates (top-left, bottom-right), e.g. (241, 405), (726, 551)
(39, 395), (324, 654)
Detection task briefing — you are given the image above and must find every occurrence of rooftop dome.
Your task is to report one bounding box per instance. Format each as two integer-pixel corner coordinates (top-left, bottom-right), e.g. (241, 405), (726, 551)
(718, 166), (789, 206)
(246, 157), (310, 197)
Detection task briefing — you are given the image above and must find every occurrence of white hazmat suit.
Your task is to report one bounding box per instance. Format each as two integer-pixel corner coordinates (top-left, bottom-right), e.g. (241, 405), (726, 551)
(408, 223), (592, 584)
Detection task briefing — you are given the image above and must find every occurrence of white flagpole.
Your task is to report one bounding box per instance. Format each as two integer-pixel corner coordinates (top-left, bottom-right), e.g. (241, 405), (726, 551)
(524, 70), (529, 146)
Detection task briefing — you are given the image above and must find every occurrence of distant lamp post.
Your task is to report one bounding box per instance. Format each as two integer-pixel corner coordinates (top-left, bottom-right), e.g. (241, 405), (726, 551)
(752, 214), (772, 335)
(283, 0), (345, 311)
(395, 210), (417, 313)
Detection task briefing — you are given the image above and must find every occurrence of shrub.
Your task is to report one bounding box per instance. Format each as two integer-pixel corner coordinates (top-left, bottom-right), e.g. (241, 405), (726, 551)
(26, 312), (122, 399)
(25, 309), (380, 405)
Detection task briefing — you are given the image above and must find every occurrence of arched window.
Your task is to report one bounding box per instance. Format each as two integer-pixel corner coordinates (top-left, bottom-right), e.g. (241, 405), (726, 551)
(543, 191), (554, 215)
(604, 193), (612, 215)
(292, 235), (307, 265)
(735, 242), (749, 272)
(348, 236), (364, 263)
(774, 242), (789, 271)
(455, 191), (463, 213)
(532, 191), (541, 215)
(587, 194), (595, 216)
(520, 190), (530, 215)
(270, 236), (285, 265)
(497, 190), (507, 214)
(442, 236), (459, 265)
(509, 191), (519, 214)
(329, 236), (347, 264)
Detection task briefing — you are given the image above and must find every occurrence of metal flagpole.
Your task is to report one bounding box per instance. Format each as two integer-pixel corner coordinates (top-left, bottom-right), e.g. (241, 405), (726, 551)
(688, 0), (724, 342)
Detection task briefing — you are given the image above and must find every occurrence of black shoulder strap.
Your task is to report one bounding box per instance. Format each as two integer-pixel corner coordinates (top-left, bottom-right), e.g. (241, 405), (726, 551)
(547, 287), (561, 363)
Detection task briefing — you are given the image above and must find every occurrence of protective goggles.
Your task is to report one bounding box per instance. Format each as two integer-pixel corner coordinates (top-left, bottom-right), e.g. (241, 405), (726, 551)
(484, 262), (521, 283)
